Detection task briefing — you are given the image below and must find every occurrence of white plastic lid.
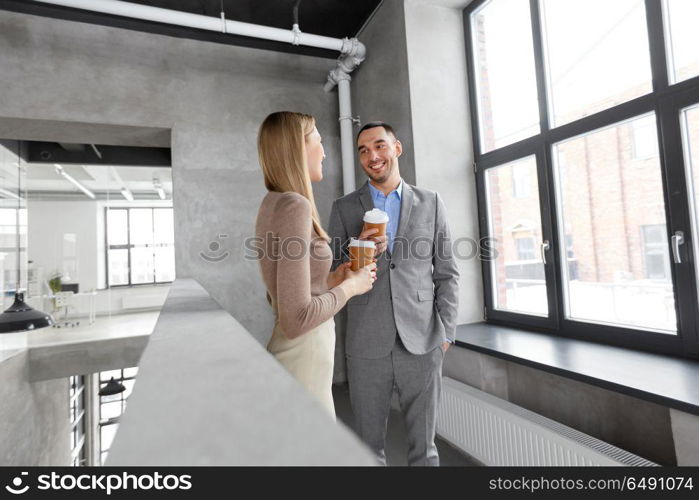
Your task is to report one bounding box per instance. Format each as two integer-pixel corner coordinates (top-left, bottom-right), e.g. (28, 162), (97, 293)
(363, 208), (389, 223)
(349, 238), (376, 248)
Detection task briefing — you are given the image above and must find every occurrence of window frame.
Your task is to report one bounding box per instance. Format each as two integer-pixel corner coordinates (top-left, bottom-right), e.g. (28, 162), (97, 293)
(464, 0), (699, 359)
(98, 367), (138, 465)
(105, 207), (175, 288)
(69, 375), (87, 467)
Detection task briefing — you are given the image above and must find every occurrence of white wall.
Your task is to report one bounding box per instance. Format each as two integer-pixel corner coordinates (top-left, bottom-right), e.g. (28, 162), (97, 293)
(28, 200), (99, 291)
(26, 198), (174, 317)
(404, 0), (484, 323)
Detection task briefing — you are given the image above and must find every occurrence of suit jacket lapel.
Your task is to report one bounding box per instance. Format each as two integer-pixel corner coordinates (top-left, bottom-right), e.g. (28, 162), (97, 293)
(395, 182), (414, 241)
(358, 181), (373, 213)
(392, 183), (414, 261)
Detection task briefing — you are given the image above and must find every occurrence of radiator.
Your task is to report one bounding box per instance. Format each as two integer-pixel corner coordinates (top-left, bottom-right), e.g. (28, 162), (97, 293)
(437, 377), (657, 466)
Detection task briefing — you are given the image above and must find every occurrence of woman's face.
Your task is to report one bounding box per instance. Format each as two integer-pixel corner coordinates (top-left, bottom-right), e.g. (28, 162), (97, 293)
(305, 126), (325, 183)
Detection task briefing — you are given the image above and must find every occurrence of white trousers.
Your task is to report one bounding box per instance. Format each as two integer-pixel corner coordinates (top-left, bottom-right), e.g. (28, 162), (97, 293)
(267, 318), (336, 419)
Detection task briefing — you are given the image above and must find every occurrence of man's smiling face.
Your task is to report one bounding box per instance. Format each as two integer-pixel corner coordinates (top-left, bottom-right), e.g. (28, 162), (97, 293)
(357, 126), (402, 184)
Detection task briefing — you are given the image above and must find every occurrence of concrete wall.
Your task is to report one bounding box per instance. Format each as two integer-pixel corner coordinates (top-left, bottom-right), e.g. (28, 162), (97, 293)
(444, 346), (680, 465)
(670, 409), (699, 466)
(0, 9), (343, 345)
(0, 351), (70, 466)
(352, 0), (417, 186)
(404, 0), (483, 324)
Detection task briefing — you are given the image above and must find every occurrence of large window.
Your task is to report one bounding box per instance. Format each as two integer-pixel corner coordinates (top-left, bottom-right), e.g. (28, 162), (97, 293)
(553, 115), (674, 333)
(106, 208), (175, 287)
(466, 0), (699, 358)
(485, 156), (548, 316)
(471, 0), (540, 152)
(540, 0), (653, 127)
(663, 0), (699, 84)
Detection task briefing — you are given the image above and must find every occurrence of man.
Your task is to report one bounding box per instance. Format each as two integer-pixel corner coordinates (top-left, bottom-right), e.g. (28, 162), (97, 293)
(328, 122), (459, 466)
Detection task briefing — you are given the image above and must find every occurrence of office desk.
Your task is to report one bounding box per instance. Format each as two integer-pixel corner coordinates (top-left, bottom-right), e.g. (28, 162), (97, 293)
(27, 291), (97, 325)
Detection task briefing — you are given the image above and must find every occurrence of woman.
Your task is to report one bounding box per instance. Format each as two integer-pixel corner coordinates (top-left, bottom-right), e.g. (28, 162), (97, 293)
(255, 111), (375, 418)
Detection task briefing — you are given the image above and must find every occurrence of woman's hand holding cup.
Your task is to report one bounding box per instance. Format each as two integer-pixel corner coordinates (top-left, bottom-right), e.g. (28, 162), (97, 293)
(341, 261), (377, 297)
(336, 237), (377, 297)
(327, 261), (352, 289)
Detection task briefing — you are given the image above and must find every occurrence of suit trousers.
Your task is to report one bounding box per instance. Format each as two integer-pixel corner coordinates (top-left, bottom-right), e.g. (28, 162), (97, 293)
(346, 335), (443, 466)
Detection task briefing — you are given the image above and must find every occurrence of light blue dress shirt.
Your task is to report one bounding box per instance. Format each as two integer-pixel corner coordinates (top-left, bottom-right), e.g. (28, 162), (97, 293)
(368, 180), (402, 253)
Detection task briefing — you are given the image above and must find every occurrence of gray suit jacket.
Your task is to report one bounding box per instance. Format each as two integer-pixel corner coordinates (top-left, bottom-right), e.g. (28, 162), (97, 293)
(328, 181), (459, 359)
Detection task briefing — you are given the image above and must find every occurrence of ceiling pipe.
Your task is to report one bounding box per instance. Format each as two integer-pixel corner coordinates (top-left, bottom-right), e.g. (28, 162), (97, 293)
(334, 76), (359, 195)
(34, 0), (366, 194)
(324, 38), (365, 194)
(35, 0), (344, 50)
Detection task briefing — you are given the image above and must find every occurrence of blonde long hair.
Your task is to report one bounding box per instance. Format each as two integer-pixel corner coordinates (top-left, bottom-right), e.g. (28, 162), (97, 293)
(257, 111), (329, 241)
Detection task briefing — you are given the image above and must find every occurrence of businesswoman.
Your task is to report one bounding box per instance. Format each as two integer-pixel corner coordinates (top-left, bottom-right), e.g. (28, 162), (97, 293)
(255, 111), (375, 418)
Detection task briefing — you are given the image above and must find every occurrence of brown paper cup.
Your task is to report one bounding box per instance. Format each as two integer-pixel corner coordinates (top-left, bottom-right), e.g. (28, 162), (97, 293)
(349, 239), (376, 272)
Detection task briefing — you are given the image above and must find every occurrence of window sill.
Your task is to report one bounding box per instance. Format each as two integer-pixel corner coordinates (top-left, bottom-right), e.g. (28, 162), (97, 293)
(454, 322), (699, 417)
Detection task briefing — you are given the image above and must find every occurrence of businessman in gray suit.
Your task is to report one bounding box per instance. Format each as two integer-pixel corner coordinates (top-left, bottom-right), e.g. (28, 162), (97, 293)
(328, 122), (459, 466)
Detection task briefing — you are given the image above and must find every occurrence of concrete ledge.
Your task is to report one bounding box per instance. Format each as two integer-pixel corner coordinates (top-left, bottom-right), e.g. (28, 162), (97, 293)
(28, 335), (149, 382)
(106, 278), (376, 466)
(0, 116), (171, 147)
(455, 323), (699, 416)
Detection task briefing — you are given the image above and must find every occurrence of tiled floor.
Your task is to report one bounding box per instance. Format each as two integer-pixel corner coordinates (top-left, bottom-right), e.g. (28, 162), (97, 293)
(333, 383), (481, 466)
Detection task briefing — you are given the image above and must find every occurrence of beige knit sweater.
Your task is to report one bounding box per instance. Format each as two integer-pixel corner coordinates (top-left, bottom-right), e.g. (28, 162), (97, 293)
(255, 191), (348, 339)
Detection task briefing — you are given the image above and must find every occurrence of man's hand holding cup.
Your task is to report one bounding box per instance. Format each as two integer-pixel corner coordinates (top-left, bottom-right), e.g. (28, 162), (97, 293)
(358, 227), (388, 255)
(360, 208), (389, 255)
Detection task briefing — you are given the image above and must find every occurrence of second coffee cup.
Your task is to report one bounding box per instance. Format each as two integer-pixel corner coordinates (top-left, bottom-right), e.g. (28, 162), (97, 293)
(363, 208), (389, 239)
(349, 238), (376, 272)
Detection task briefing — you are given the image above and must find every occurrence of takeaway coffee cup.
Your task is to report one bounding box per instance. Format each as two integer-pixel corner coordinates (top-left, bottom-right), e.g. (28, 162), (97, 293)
(363, 208), (389, 239)
(349, 238), (376, 272)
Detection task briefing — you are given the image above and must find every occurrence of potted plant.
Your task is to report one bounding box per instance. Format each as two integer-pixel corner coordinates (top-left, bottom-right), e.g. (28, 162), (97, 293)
(48, 272), (62, 313)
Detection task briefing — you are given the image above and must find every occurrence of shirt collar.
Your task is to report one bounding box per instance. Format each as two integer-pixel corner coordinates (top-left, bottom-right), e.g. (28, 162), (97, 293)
(368, 179), (403, 199)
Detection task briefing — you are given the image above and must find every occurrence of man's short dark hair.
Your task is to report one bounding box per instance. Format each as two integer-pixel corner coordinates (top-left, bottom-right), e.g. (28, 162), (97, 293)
(356, 121), (398, 143)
